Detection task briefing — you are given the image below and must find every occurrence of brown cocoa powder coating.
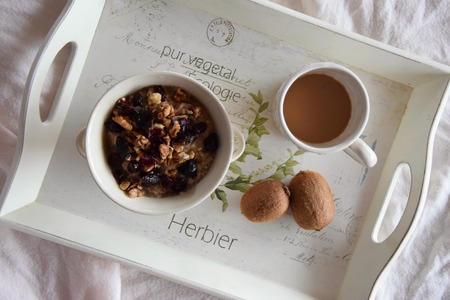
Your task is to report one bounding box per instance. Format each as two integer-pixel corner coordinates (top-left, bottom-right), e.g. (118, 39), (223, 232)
(240, 179), (290, 223)
(288, 170), (335, 230)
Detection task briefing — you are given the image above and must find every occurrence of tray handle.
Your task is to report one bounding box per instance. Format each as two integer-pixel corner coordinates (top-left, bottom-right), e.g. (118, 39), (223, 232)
(0, 0), (106, 216)
(338, 77), (450, 299)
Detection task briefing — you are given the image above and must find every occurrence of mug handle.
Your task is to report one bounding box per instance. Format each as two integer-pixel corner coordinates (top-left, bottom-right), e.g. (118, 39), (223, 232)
(344, 138), (377, 168)
(76, 126), (246, 162)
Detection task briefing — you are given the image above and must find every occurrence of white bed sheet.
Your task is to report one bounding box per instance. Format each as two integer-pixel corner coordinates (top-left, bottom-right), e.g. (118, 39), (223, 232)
(1, 0), (449, 299)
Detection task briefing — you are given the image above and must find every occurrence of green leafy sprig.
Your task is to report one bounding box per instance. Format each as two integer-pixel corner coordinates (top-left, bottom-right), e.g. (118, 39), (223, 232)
(236, 91), (270, 162)
(210, 90), (304, 211)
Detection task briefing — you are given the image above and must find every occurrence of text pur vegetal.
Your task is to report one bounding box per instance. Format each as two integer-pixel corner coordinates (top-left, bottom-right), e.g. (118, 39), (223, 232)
(160, 45), (256, 102)
(168, 215), (238, 250)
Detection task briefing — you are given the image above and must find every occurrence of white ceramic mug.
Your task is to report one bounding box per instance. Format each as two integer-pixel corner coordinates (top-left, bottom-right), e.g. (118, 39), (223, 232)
(275, 62), (377, 167)
(76, 71), (245, 215)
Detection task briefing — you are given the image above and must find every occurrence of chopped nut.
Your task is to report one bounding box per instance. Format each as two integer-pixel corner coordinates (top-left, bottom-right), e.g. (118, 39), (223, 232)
(174, 87), (188, 101)
(153, 123), (164, 130)
(112, 116), (133, 130)
(148, 92), (162, 104)
(193, 106), (202, 118)
(187, 150), (195, 160)
(167, 169), (178, 177)
(169, 120), (181, 138)
(119, 181), (131, 191)
(157, 103), (174, 119)
(161, 118), (171, 128)
(135, 134), (150, 149)
(173, 144), (184, 153)
(142, 163), (155, 172)
(176, 151), (190, 163)
(163, 135), (171, 145)
(159, 144), (172, 160)
(127, 187), (144, 198)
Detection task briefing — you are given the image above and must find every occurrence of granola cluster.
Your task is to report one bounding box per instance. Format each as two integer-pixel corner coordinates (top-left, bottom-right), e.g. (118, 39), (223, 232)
(104, 85), (219, 198)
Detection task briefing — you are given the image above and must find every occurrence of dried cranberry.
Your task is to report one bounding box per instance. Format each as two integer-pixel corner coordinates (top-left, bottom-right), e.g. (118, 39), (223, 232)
(138, 154), (156, 171)
(161, 174), (173, 190)
(148, 128), (164, 139)
(204, 133), (219, 153)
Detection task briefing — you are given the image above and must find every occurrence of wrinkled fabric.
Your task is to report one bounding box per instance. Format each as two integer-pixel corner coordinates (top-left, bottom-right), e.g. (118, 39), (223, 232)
(1, 0), (449, 299)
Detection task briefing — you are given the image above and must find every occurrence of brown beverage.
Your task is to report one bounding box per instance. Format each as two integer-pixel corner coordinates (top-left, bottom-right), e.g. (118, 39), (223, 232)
(283, 73), (352, 144)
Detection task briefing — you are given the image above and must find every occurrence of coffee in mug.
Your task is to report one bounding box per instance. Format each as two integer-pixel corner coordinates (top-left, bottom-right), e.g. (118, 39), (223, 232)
(275, 62), (377, 168)
(283, 73), (352, 144)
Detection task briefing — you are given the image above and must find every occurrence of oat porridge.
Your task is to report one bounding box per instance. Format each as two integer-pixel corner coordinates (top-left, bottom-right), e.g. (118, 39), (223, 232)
(104, 85), (219, 198)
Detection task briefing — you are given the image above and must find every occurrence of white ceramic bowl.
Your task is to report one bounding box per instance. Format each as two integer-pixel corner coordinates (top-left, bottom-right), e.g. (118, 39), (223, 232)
(83, 71), (243, 215)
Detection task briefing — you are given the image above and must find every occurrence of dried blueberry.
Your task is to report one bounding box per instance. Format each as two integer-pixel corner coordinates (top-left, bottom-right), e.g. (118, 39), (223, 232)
(171, 177), (188, 193)
(183, 133), (197, 144)
(116, 136), (130, 159)
(192, 122), (207, 134)
(135, 109), (153, 129)
(107, 153), (122, 170)
(132, 92), (145, 107)
(204, 133), (219, 153)
(105, 118), (124, 133)
(127, 161), (140, 173)
(153, 85), (163, 93)
(141, 171), (161, 187)
(177, 117), (190, 133)
(178, 160), (198, 178)
(173, 130), (197, 144)
(112, 169), (126, 184)
(116, 101), (134, 116)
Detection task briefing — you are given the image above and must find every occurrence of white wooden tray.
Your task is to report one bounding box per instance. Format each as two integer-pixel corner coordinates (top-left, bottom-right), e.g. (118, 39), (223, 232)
(1, 0), (449, 299)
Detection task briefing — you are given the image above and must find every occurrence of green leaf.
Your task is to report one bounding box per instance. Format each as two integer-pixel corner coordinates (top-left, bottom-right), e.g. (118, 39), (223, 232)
(250, 92), (262, 105)
(242, 144), (262, 158)
(255, 127), (270, 136)
(228, 162), (242, 175)
(224, 182), (252, 192)
(258, 102), (269, 113)
(270, 169), (287, 180)
(285, 159), (300, 167)
(246, 131), (262, 145)
(285, 166), (295, 176)
(254, 117), (269, 126)
(222, 201), (228, 212)
(215, 188), (227, 201)
(257, 90), (263, 102)
(294, 149), (305, 156)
